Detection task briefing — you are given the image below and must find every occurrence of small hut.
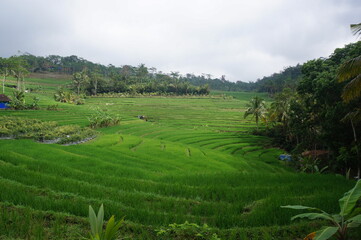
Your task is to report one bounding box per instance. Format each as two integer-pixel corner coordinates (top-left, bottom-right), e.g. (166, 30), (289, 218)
(0, 94), (11, 109)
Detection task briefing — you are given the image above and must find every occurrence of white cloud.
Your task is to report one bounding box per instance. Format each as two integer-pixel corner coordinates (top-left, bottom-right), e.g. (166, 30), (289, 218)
(0, 0), (360, 82)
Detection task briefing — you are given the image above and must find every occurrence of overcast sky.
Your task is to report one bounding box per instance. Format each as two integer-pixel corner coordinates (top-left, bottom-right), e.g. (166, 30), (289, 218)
(0, 0), (360, 82)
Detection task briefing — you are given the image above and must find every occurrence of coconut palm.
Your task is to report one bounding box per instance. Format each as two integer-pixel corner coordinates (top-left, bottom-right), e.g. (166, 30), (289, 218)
(351, 23), (361, 37)
(338, 23), (361, 178)
(73, 70), (89, 95)
(9, 57), (29, 92)
(268, 89), (293, 124)
(337, 23), (361, 103)
(244, 96), (267, 130)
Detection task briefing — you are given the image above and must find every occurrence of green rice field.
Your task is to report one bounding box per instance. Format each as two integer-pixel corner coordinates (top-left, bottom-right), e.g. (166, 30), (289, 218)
(0, 77), (357, 239)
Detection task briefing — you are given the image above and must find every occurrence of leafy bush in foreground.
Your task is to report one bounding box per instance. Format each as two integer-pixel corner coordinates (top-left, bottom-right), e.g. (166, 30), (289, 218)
(89, 204), (124, 240)
(282, 180), (361, 240)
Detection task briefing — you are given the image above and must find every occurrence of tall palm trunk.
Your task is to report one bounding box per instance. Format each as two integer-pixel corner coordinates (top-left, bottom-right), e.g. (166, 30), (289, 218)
(256, 115), (259, 130)
(94, 78), (98, 95)
(2, 75), (5, 94)
(21, 76), (25, 92)
(350, 119), (360, 178)
(17, 76), (21, 90)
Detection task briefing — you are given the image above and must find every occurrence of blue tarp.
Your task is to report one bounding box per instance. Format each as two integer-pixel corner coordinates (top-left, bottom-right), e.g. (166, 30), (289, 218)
(0, 102), (9, 109)
(279, 154), (292, 161)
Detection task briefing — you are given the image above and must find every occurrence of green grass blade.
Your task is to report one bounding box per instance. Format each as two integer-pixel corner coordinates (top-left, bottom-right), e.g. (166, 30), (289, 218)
(104, 215), (116, 240)
(89, 205), (97, 236)
(97, 204), (104, 236)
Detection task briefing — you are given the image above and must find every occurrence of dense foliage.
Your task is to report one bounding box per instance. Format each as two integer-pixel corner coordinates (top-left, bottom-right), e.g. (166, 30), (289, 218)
(263, 41), (361, 176)
(250, 65), (302, 94)
(81, 69), (211, 96)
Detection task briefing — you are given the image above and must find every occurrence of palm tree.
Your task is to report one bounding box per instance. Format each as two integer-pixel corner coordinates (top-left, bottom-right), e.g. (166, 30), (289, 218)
(342, 109), (361, 178)
(0, 58), (11, 94)
(73, 70), (89, 95)
(268, 89), (293, 124)
(337, 23), (361, 102)
(351, 23), (361, 37)
(9, 57), (28, 92)
(244, 96), (267, 130)
(338, 23), (361, 178)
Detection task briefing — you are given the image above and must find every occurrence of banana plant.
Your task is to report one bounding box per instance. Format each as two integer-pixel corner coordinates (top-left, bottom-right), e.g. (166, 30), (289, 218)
(89, 204), (124, 240)
(282, 180), (361, 240)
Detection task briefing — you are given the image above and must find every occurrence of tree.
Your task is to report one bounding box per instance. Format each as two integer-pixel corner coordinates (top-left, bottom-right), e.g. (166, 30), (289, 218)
(136, 64), (148, 83)
(89, 71), (103, 95)
(149, 67), (157, 78)
(73, 70), (89, 95)
(337, 23), (361, 103)
(267, 88), (296, 142)
(170, 71), (180, 79)
(337, 23), (361, 177)
(268, 88), (293, 124)
(351, 23), (361, 37)
(342, 110), (361, 177)
(10, 56), (29, 91)
(244, 96), (267, 130)
(0, 58), (13, 94)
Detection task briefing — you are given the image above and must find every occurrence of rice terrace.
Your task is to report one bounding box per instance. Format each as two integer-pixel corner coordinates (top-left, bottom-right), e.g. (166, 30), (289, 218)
(0, 7), (361, 239)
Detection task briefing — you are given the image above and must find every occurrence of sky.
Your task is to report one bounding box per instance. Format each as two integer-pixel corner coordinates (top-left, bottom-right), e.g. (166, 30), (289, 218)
(0, 0), (360, 82)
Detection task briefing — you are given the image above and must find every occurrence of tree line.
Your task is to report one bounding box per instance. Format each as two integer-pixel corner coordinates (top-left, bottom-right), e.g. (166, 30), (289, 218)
(0, 55), (210, 96)
(78, 67), (210, 96)
(1, 52), (306, 94)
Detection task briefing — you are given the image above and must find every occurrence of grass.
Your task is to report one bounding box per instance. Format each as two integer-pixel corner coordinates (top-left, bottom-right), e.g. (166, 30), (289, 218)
(0, 76), (358, 239)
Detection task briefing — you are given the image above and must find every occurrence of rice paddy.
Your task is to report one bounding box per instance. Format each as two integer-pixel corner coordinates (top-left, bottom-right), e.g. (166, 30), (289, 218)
(0, 77), (357, 239)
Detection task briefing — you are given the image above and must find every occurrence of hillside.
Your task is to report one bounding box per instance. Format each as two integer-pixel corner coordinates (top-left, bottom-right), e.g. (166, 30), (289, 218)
(0, 75), (357, 239)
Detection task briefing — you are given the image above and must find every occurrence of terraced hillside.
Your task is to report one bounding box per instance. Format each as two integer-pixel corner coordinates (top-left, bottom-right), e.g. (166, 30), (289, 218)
(0, 77), (357, 239)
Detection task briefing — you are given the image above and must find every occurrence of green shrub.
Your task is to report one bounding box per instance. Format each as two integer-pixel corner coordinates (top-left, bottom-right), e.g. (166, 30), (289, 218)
(28, 96), (40, 110)
(156, 221), (221, 240)
(88, 108), (121, 129)
(54, 88), (85, 105)
(10, 90), (26, 110)
(9, 91), (40, 110)
(282, 180), (361, 240)
(89, 204), (124, 240)
(0, 116), (96, 144)
(47, 104), (59, 111)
